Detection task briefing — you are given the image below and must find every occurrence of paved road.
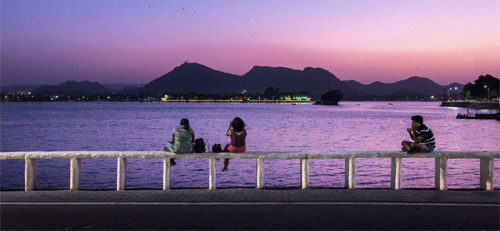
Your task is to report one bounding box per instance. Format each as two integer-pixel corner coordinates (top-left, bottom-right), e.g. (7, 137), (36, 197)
(2, 203), (498, 230)
(1, 189), (499, 230)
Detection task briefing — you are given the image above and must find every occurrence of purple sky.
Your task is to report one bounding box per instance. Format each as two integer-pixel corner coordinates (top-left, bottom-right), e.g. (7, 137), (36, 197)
(1, 0), (499, 86)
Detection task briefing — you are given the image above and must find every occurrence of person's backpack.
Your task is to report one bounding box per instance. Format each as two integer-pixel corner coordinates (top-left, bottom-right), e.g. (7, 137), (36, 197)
(194, 138), (206, 153)
(212, 143), (223, 152)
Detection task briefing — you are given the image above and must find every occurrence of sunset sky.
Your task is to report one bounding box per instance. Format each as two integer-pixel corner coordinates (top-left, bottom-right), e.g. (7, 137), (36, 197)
(1, 0), (499, 86)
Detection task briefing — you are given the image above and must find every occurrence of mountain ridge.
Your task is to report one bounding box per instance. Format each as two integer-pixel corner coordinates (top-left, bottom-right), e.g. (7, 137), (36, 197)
(4, 62), (466, 99)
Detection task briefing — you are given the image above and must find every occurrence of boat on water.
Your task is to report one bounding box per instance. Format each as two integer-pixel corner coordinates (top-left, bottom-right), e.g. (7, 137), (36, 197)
(456, 111), (499, 120)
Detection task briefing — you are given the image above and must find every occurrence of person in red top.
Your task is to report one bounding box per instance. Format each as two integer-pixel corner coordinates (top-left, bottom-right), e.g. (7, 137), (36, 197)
(222, 117), (247, 172)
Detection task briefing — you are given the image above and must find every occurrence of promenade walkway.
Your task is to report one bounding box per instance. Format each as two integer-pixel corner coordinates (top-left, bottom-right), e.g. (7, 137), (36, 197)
(2, 189), (498, 230)
(1, 188), (499, 204)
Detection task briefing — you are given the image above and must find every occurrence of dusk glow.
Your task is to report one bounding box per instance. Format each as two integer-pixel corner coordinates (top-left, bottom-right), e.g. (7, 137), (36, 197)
(2, 0), (499, 86)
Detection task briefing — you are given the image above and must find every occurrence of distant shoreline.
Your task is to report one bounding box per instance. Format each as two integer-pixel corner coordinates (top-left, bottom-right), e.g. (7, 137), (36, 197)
(440, 101), (499, 109)
(1, 100), (445, 104)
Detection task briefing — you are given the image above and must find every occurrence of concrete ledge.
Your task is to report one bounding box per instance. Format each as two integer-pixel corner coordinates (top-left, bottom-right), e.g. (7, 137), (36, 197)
(1, 151), (499, 160)
(2, 151), (498, 192)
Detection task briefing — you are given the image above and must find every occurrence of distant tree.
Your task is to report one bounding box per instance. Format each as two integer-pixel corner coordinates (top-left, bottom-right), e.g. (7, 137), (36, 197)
(464, 89), (473, 100)
(321, 90), (344, 105)
(462, 74), (499, 99)
(264, 87), (280, 99)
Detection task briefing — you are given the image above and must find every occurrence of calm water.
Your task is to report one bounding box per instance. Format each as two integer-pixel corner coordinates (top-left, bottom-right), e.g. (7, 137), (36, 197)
(1, 101), (499, 190)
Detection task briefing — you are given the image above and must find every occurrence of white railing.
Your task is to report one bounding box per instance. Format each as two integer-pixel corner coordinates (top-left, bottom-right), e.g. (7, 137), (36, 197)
(1, 151), (498, 191)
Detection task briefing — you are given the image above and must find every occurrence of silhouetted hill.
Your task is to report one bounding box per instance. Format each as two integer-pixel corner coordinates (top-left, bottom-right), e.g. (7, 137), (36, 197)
(15, 63), (466, 101)
(1, 84), (42, 93)
(137, 62), (355, 99)
(138, 63), (241, 94)
(343, 77), (464, 96)
(241, 66), (355, 98)
(102, 83), (146, 91)
(33, 81), (112, 95)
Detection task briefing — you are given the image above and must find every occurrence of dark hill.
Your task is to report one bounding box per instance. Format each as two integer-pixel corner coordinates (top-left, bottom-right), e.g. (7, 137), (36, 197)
(0, 84), (42, 93)
(241, 66), (355, 99)
(33, 81), (112, 95)
(138, 62), (241, 94)
(343, 77), (464, 96)
(137, 63), (355, 100)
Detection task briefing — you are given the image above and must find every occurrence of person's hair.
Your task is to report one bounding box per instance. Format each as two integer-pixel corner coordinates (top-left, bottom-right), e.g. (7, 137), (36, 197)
(180, 118), (190, 130)
(232, 117), (245, 132)
(411, 115), (423, 124)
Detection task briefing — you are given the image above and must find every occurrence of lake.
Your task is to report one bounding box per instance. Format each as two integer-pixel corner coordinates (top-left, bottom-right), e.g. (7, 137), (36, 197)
(1, 101), (499, 190)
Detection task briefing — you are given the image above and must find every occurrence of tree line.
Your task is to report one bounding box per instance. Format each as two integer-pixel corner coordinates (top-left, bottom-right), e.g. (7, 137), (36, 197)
(463, 74), (499, 100)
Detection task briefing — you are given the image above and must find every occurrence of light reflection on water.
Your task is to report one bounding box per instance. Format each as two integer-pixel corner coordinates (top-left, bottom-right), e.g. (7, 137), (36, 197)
(1, 101), (499, 190)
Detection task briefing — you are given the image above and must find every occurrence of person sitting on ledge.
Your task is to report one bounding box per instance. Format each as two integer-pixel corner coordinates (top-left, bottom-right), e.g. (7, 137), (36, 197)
(401, 115), (435, 154)
(164, 118), (195, 165)
(222, 117), (247, 172)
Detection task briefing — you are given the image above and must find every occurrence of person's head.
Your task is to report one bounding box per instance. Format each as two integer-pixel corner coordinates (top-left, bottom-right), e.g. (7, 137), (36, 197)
(180, 118), (190, 129)
(411, 115), (423, 128)
(232, 117), (245, 132)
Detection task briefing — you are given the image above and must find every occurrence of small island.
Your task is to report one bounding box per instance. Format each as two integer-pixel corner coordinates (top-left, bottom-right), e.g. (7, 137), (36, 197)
(314, 90), (344, 105)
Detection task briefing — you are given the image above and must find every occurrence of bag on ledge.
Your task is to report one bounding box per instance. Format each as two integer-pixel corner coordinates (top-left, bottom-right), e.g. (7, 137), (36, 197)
(194, 138), (206, 153)
(212, 143), (223, 153)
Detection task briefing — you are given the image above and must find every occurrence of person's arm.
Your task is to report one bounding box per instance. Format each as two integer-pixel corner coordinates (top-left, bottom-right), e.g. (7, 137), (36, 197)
(416, 136), (423, 143)
(171, 134), (175, 144)
(226, 120), (232, 136)
(407, 128), (414, 140)
(407, 128), (418, 143)
(409, 128), (423, 144)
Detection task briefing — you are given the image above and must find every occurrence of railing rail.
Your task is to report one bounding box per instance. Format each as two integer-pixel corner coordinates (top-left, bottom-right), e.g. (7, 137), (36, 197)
(1, 151), (498, 191)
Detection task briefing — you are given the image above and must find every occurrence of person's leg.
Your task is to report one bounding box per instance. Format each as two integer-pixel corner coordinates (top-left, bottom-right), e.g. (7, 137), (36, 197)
(223, 144), (230, 152)
(164, 141), (176, 165)
(223, 143), (231, 171)
(164, 141), (173, 152)
(420, 144), (431, 153)
(401, 141), (412, 151)
(408, 143), (423, 154)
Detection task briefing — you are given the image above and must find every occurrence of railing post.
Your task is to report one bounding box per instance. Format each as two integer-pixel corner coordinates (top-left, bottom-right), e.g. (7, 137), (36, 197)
(391, 157), (402, 189)
(256, 158), (264, 189)
(70, 157), (82, 190)
(209, 156), (216, 189)
(480, 158), (494, 190)
(435, 157), (447, 190)
(163, 157), (171, 190)
(117, 157), (127, 191)
(345, 157), (355, 189)
(25, 158), (36, 191)
(300, 158), (309, 189)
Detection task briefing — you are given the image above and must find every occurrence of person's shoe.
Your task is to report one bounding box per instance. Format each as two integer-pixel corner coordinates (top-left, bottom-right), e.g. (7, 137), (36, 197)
(401, 147), (408, 152)
(407, 149), (415, 154)
(222, 166), (229, 172)
(170, 159), (176, 166)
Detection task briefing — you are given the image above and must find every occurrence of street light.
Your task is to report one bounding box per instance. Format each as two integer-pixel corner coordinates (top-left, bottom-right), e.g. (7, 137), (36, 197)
(484, 85), (489, 101)
(454, 87), (459, 100)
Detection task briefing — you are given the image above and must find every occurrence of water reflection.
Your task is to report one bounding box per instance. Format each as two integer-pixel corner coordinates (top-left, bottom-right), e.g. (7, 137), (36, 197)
(1, 102), (498, 190)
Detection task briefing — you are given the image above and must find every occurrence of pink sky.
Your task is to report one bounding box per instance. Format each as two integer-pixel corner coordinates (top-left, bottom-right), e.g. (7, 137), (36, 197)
(1, 0), (499, 86)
